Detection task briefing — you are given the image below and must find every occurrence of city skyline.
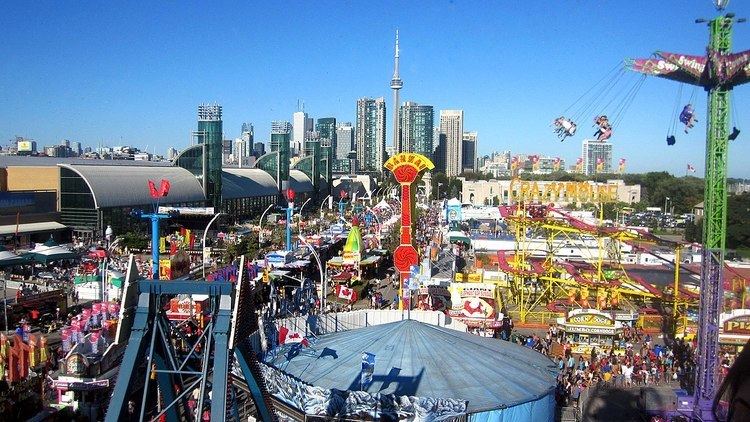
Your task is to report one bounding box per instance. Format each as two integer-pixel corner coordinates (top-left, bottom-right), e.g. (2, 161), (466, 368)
(2, 2), (750, 176)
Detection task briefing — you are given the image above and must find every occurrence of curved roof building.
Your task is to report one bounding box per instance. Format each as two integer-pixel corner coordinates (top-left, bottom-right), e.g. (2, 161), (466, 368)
(222, 168), (278, 199)
(60, 164), (205, 208)
(265, 319), (557, 421)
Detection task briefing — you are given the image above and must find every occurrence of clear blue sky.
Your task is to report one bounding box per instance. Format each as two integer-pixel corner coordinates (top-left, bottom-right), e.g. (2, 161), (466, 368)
(2, 1), (750, 177)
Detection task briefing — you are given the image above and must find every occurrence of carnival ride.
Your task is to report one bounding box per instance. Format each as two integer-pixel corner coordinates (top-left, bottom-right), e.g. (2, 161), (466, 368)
(495, 203), (702, 325)
(626, 6), (750, 417)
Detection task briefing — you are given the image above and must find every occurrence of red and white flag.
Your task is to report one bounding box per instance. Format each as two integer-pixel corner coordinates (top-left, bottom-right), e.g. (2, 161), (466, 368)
(687, 164), (696, 173)
(278, 326), (309, 346)
(336, 285), (358, 302)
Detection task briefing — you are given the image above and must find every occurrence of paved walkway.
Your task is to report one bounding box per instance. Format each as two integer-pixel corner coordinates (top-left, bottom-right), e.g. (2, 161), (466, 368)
(581, 384), (680, 421)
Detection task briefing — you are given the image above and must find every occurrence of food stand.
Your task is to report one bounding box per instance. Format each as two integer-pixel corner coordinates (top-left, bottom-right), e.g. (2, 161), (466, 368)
(556, 308), (624, 355)
(719, 309), (750, 357)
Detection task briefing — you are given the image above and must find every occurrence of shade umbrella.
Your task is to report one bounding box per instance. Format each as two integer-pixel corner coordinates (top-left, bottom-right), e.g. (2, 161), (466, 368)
(447, 231), (471, 246)
(22, 245), (78, 263)
(0, 250), (31, 267)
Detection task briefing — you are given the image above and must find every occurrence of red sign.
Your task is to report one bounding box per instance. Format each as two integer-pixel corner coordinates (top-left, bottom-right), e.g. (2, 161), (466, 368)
(286, 188), (295, 201)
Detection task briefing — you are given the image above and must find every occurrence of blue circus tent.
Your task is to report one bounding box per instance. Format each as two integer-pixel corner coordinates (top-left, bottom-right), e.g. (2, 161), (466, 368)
(265, 319), (558, 421)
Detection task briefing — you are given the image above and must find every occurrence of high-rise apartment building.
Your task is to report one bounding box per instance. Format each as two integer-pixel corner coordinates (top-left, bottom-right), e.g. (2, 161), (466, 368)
(439, 110), (464, 177)
(400, 102), (433, 158)
(356, 97), (386, 173)
(462, 131), (478, 173)
(197, 104), (223, 208)
(582, 139), (613, 175)
(335, 122), (354, 160)
(166, 147), (178, 161)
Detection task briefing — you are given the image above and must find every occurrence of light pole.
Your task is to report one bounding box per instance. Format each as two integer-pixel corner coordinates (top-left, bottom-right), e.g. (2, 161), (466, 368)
(319, 194), (332, 236)
(298, 235), (326, 312)
(436, 183), (444, 201)
(258, 203), (274, 249)
(202, 212), (225, 279)
(664, 196), (670, 215)
(365, 206), (382, 244)
(319, 195), (332, 220)
(298, 197), (312, 234)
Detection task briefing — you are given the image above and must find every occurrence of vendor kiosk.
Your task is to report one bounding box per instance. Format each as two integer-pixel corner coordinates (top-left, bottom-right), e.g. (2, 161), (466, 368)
(719, 309), (750, 356)
(556, 308), (624, 355)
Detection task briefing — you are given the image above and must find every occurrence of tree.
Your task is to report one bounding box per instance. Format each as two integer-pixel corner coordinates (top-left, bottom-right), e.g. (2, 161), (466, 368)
(684, 219), (702, 243)
(727, 193), (750, 249)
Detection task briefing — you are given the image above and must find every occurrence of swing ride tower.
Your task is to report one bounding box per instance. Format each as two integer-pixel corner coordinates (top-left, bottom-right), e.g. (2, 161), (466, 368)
(627, 9), (749, 418)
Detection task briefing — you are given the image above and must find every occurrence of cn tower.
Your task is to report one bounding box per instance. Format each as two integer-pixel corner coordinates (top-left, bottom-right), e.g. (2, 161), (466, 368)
(390, 30), (403, 153)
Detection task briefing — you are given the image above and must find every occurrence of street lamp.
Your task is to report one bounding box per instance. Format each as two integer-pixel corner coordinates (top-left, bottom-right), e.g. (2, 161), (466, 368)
(298, 197), (312, 234)
(202, 212), (225, 279)
(436, 183), (444, 201)
(258, 203), (275, 249)
(365, 206), (382, 244)
(298, 235), (326, 312)
(664, 197), (670, 215)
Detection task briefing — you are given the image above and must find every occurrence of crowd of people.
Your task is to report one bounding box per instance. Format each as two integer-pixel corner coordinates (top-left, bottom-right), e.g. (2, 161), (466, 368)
(506, 323), (700, 411)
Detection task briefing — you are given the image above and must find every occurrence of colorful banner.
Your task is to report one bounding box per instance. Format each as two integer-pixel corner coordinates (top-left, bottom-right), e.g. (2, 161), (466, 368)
(417, 286), (451, 311)
(448, 283), (496, 320)
(159, 259), (172, 280)
(361, 352), (375, 390)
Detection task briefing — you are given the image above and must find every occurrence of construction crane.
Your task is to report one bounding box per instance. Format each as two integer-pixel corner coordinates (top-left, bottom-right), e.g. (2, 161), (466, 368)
(626, 2), (749, 419)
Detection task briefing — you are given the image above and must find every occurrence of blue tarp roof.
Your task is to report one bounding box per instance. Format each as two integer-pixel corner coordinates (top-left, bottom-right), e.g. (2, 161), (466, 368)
(266, 319), (557, 413)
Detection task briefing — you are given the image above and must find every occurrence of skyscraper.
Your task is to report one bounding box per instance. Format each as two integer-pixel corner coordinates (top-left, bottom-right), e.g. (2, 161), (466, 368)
(197, 104), (223, 208)
(335, 122), (354, 160)
(271, 123), (292, 191)
(390, 30), (404, 153)
(400, 102), (433, 158)
(166, 147), (178, 161)
(356, 97), (387, 173)
(440, 110), (464, 177)
(293, 111), (313, 156)
(253, 142), (266, 157)
(582, 139), (613, 175)
(462, 131), (478, 173)
(272, 120), (293, 135)
(433, 127), (445, 174)
(316, 118), (336, 187)
(241, 123), (254, 153)
(316, 117), (337, 153)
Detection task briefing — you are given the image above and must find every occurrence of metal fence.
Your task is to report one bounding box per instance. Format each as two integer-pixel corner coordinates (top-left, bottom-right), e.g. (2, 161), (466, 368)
(272, 309), (468, 339)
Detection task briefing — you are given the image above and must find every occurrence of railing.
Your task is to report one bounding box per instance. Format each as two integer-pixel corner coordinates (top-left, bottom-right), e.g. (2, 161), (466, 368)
(271, 309), (468, 340)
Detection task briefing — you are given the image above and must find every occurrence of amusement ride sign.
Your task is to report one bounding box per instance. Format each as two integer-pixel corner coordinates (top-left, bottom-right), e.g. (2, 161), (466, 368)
(509, 179), (620, 203)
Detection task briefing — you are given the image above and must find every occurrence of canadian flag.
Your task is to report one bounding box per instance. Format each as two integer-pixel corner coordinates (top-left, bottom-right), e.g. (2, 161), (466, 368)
(687, 164), (696, 173)
(278, 326), (309, 347)
(336, 285), (358, 302)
